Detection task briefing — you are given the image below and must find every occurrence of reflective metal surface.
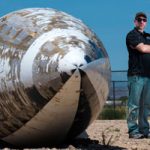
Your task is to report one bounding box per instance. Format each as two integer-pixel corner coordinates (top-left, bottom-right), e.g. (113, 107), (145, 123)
(0, 8), (111, 147)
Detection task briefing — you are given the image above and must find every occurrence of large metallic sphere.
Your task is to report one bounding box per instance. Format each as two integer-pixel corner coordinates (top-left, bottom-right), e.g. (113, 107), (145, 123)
(0, 8), (110, 147)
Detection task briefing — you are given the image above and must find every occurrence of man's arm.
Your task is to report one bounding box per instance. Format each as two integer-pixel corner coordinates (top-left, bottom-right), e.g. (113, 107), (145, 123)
(135, 43), (150, 53)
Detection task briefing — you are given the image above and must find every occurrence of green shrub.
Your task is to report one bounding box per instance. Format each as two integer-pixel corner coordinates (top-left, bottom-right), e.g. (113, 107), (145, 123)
(98, 105), (127, 120)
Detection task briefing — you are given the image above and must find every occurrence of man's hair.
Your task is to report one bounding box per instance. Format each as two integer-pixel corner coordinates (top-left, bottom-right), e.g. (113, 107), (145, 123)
(135, 12), (147, 20)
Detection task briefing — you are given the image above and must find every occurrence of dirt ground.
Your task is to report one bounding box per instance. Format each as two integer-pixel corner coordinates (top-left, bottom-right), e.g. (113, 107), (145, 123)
(86, 120), (150, 150)
(1, 120), (150, 150)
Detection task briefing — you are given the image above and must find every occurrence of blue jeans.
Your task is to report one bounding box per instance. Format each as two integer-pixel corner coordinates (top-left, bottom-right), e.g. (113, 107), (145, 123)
(127, 75), (150, 135)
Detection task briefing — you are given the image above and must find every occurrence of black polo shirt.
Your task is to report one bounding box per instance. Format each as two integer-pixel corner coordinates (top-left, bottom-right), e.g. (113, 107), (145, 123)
(126, 27), (150, 77)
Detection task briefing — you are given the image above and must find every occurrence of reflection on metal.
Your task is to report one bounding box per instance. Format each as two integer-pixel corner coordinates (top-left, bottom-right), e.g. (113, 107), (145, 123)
(0, 8), (111, 147)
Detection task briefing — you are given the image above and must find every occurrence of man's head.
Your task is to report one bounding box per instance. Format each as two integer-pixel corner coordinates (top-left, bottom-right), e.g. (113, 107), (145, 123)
(134, 12), (147, 32)
(135, 12), (147, 20)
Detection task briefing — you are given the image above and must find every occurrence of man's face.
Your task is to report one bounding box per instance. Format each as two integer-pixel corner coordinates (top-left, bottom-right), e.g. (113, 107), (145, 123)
(134, 16), (147, 31)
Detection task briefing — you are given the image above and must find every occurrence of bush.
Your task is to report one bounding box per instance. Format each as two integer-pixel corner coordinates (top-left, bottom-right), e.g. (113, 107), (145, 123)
(98, 105), (127, 120)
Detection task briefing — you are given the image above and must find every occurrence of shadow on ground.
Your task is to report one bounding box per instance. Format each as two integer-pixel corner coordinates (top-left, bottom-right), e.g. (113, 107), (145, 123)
(0, 138), (126, 150)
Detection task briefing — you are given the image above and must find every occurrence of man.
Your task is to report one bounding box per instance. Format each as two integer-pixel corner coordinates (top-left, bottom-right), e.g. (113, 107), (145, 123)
(126, 12), (150, 139)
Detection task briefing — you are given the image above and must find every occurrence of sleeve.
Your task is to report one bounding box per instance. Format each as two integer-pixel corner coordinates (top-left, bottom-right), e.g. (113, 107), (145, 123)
(126, 32), (142, 47)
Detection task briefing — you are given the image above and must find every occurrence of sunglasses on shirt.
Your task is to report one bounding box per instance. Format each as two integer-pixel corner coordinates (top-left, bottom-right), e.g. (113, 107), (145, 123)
(136, 18), (147, 23)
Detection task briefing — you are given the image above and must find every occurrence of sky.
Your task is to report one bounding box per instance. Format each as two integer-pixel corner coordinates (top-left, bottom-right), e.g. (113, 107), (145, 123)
(0, 0), (150, 71)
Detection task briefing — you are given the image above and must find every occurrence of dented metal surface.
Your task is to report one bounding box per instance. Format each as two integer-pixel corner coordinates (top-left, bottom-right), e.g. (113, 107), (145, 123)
(0, 8), (111, 147)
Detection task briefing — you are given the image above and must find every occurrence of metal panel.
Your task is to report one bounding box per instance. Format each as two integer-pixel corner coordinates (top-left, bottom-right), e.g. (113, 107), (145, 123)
(3, 70), (81, 146)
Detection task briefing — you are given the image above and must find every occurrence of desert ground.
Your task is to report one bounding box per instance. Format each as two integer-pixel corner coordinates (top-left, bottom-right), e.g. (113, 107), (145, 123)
(86, 120), (150, 150)
(1, 120), (150, 150)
